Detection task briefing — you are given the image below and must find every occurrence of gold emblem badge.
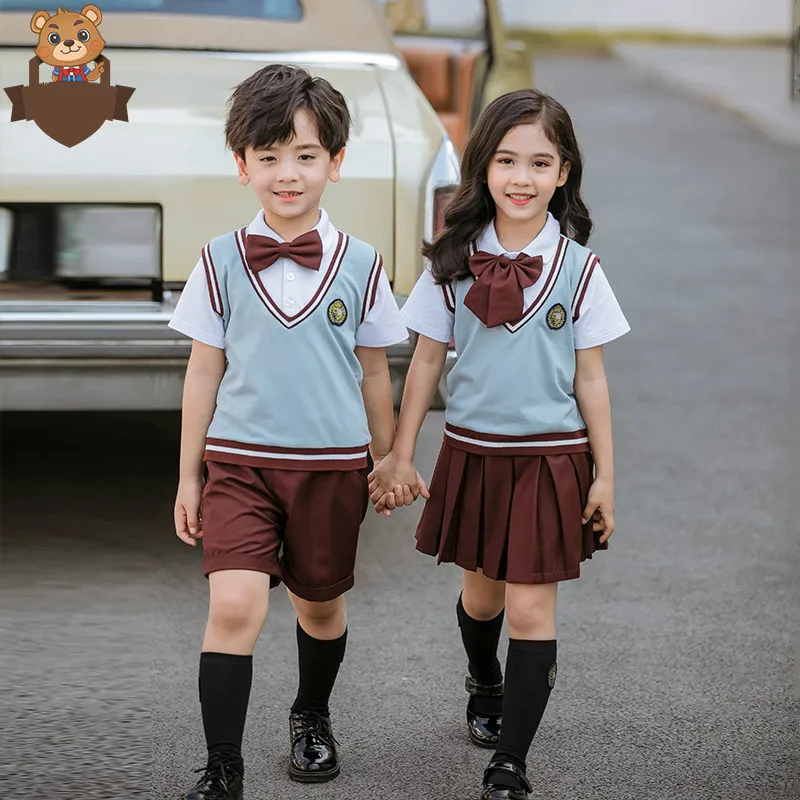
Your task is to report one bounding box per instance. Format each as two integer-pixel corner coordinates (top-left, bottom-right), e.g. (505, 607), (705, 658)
(546, 303), (567, 330)
(548, 662), (558, 688)
(327, 299), (347, 326)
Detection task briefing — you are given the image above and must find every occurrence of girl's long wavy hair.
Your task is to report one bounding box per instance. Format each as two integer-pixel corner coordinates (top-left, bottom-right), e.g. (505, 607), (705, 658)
(424, 89), (592, 283)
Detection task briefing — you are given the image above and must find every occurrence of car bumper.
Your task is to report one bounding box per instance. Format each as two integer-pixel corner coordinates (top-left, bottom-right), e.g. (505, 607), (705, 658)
(0, 296), (447, 411)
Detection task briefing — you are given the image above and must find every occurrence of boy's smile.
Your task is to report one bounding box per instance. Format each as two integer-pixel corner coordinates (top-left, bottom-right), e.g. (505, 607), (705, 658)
(234, 109), (345, 241)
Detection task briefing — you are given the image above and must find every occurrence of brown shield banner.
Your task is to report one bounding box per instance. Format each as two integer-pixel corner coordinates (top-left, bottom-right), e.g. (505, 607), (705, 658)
(4, 56), (135, 148)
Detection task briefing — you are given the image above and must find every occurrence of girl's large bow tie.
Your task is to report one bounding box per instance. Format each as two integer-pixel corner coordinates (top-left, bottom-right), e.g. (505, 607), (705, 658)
(245, 230), (323, 273)
(464, 251), (544, 328)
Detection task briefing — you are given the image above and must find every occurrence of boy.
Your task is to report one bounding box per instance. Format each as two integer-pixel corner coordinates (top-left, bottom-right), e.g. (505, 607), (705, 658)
(169, 64), (407, 800)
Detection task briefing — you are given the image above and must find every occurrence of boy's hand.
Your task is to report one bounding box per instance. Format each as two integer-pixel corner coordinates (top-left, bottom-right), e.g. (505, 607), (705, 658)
(582, 476), (615, 544)
(368, 453), (430, 515)
(174, 477), (204, 546)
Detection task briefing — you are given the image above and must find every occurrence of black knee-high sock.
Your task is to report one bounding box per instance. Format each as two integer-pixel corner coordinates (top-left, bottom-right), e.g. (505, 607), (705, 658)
(456, 593), (504, 684)
(457, 594), (505, 717)
(199, 652), (253, 768)
(290, 622), (347, 717)
(488, 639), (557, 789)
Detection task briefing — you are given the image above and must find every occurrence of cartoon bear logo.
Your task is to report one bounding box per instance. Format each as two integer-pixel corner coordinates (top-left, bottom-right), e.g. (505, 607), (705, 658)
(3, 4), (135, 147)
(32, 5), (106, 83)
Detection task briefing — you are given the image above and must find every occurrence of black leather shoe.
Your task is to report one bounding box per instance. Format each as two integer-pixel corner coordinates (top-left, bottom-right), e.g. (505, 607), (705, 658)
(479, 759), (532, 799)
(466, 675), (503, 748)
(183, 754), (243, 800)
(288, 710), (340, 782)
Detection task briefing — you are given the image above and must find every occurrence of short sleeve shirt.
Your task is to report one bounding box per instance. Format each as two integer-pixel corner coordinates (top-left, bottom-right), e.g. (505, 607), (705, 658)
(400, 213), (630, 349)
(169, 208), (408, 349)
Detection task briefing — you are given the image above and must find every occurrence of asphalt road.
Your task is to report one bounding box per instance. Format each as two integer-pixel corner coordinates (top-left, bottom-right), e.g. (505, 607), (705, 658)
(1, 54), (798, 799)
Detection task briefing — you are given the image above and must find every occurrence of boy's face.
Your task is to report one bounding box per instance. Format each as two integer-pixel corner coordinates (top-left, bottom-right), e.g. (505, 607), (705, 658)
(234, 110), (344, 237)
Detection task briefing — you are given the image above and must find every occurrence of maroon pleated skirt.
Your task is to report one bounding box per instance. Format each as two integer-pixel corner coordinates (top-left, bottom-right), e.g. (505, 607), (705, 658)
(415, 440), (607, 584)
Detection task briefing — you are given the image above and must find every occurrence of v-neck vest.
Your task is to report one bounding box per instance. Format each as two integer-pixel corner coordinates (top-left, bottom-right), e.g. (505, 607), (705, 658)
(443, 236), (597, 457)
(202, 227), (380, 471)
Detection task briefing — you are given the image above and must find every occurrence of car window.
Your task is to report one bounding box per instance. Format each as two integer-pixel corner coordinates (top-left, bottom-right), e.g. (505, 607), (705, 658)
(0, 0), (303, 20)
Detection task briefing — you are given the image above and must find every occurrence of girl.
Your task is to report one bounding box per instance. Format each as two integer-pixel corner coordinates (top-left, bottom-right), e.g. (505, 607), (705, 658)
(369, 89), (629, 799)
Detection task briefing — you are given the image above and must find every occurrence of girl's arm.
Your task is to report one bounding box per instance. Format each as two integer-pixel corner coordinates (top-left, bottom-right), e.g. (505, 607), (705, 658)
(174, 340), (226, 546)
(574, 345), (615, 543)
(369, 334), (448, 512)
(356, 346), (396, 463)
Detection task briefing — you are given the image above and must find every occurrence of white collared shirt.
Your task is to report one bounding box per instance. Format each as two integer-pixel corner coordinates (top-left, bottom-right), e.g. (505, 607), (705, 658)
(400, 212), (630, 349)
(169, 208), (408, 349)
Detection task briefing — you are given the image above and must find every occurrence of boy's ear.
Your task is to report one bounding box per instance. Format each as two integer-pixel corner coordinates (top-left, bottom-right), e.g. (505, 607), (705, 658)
(234, 152), (250, 186)
(328, 148), (345, 183)
(558, 160), (571, 188)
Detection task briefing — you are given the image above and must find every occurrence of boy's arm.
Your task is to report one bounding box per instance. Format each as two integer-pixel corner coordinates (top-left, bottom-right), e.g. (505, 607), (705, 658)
(574, 345), (615, 542)
(355, 345), (395, 461)
(174, 340), (225, 545)
(368, 334), (448, 513)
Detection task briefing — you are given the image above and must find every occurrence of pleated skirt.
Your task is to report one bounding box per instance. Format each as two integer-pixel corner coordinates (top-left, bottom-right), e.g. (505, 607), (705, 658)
(415, 440), (607, 584)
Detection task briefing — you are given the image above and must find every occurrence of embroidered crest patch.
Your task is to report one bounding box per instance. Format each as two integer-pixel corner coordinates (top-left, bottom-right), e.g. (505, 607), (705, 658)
(548, 662), (558, 689)
(327, 299), (348, 326)
(546, 303), (567, 330)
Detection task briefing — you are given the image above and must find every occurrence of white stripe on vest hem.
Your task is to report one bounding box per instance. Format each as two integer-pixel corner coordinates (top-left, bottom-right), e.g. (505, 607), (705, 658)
(445, 431), (589, 449)
(205, 445), (368, 461)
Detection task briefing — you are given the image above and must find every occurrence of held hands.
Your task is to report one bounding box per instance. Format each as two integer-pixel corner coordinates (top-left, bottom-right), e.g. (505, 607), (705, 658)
(174, 477), (204, 546)
(368, 452), (430, 516)
(582, 476), (615, 544)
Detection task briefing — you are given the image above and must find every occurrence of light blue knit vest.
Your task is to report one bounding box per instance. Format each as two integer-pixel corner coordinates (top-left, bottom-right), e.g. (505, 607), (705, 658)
(201, 227), (379, 469)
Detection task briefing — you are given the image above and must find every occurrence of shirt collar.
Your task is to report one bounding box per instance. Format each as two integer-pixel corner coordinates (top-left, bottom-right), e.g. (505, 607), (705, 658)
(246, 207), (337, 253)
(476, 212), (562, 264)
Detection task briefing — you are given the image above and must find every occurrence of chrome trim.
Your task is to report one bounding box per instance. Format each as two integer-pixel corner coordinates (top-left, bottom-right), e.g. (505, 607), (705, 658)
(206, 51), (403, 69)
(424, 137), (461, 242)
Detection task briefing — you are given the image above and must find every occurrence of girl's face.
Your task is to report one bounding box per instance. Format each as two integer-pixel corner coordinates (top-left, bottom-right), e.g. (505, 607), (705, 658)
(485, 122), (570, 233)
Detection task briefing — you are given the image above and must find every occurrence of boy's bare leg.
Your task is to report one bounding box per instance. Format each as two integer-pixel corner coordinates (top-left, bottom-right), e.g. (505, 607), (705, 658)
(285, 591), (348, 782)
(203, 570), (271, 653)
(192, 570), (270, 795)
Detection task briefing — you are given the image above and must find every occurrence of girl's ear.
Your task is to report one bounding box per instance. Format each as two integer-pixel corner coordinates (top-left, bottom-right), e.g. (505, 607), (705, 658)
(558, 160), (571, 188)
(234, 152), (250, 186)
(328, 148), (346, 183)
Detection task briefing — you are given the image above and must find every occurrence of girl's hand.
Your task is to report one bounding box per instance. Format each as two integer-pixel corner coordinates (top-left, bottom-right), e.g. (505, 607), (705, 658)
(374, 469), (429, 515)
(368, 453), (430, 515)
(174, 477), (204, 546)
(582, 476), (615, 544)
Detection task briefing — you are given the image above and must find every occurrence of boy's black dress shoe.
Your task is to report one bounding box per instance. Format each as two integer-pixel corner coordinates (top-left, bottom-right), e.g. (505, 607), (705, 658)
(183, 754), (243, 800)
(288, 710), (340, 782)
(466, 675), (503, 748)
(479, 759), (532, 800)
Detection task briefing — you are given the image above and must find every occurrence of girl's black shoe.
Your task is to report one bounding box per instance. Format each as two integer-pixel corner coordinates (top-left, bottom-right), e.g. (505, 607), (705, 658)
(466, 675), (503, 748)
(288, 710), (340, 782)
(183, 753), (243, 800)
(479, 759), (532, 800)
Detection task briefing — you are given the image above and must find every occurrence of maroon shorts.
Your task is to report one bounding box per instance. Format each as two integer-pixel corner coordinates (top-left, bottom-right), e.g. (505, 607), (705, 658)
(201, 461), (369, 601)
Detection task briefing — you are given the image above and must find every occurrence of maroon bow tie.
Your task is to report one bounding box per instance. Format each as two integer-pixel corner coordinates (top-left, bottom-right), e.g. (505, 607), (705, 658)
(245, 230), (323, 273)
(464, 251), (544, 328)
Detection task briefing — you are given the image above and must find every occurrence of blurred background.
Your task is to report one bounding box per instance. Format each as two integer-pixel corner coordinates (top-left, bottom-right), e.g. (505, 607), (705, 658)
(1, 1), (798, 798)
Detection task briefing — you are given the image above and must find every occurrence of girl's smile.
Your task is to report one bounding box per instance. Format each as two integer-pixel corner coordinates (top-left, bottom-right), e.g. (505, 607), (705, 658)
(486, 122), (570, 249)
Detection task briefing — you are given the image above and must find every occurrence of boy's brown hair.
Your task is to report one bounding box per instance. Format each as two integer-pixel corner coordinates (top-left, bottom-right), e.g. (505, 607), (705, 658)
(225, 64), (351, 159)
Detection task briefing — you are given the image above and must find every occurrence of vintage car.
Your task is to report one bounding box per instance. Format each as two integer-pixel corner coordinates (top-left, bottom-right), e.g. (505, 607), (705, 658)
(389, 0), (533, 152)
(0, 0), (463, 410)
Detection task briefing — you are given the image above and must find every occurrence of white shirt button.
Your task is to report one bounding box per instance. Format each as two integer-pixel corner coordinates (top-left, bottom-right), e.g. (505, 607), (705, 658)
(285, 298), (296, 308)
(286, 272), (295, 282)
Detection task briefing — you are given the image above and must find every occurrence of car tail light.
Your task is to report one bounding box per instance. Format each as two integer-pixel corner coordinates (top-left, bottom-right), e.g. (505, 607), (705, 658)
(433, 185), (457, 238)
